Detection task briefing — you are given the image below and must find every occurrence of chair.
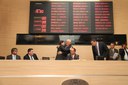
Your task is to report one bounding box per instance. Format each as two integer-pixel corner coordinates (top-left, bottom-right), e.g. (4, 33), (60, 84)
(0, 56), (5, 60)
(42, 57), (50, 60)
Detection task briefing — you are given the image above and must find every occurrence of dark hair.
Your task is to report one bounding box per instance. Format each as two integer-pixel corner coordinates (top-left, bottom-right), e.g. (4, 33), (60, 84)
(122, 43), (127, 47)
(11, 48), (18, 53)
(27, 48), (33, 52)
(110, 42), (115, 45)
(91, 38), (97, 42)
(58, 41), (64, 45)
(71, 47), (76, 52)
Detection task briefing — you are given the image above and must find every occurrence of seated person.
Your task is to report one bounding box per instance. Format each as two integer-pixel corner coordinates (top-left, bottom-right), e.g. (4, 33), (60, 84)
(109, 43), (119, 60)
(55, 41), (66, 60)
(6, 48), (21, 60)
(119, 43), (128, 60)
(66, 48), (79, 60)
(24, 48), (38, 60)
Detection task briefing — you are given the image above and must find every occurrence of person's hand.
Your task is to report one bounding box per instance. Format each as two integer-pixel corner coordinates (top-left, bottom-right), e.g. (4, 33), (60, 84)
(58, 51), (62, 54)
(56, 45), (59, 48)
(70, 47), (73, 50)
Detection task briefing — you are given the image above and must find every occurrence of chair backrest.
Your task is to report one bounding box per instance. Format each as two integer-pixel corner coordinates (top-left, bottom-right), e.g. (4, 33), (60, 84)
(0, 56), (5, 60)
(42, 57), (50, 60)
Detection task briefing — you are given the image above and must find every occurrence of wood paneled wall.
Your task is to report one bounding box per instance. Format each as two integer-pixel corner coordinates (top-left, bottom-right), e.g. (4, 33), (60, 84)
(0, 0), (128, 60)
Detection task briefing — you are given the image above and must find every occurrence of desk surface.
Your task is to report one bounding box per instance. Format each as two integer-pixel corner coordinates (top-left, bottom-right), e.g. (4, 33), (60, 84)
(0, 60), (128, 85)
(0, 60), (128, 76)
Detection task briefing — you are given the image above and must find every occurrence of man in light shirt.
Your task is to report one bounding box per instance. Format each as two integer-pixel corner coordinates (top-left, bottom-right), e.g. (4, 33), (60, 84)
(6, 48), (21, 60)
(66, 48), (79, 60)
(109, 43), (119, 60)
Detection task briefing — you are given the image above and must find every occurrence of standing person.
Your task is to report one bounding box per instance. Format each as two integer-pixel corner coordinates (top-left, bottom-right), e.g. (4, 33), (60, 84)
(6, 48), (21, 60)
(64, 39), (73, 59)
(119, 43), (128, 60)
(66, 48), (79, 60)
(109, 43), (119, 60)
(24, 48), (38, 60)
(55, 41), (66, 60)
(91, 39), (109, 60)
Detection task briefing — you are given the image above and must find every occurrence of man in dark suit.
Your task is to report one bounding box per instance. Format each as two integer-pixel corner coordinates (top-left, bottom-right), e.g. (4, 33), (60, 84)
(6, 48), (21, 60)
(109, 43), (119, 60)
(119, 43), (128, 60)
(64, 39), (73, 59)
(56, 41), (66, 60)
(91, 39), (109, 60)
(24, 48), (38, 60)
(56, 39), (73, 60)
(66, 48), (79, 60)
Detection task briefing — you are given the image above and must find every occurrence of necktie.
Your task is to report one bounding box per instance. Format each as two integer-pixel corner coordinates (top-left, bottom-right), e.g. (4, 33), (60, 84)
(96, 43), (100, 56)
(31, 56), (34, 60)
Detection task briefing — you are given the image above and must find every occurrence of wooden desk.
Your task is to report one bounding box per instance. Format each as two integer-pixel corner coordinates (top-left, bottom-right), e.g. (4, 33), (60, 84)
(0, 60), (128, 85)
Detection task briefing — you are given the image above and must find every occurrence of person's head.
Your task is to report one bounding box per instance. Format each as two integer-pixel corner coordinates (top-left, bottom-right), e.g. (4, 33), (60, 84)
(66, 39), (72, 46)
(122, 43), (127, 49)
(27, 48), (34, 56)
(70, 48), (76, 55)
(58, 41), (65, 46)
(110, 43), (115, 49)
(11, 48), (18, 55)
(91, 39), (97, 46)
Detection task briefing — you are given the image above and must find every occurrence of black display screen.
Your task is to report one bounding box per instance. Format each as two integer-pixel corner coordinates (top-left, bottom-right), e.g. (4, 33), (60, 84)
(29, 1), (114, 34)
(16, 34), (126, 45)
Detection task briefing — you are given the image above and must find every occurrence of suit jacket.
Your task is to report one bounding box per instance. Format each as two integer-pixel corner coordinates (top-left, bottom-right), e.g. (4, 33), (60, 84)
(109, 48), (119, 60)
(65, 45), (73, 56)
(6, 55), (21, 60)
(24, 54), (38, 60)
(119, 48), (128, 60)
(66, 54), (79, 60)
(92, 42), (109, 60)
(55, 45), (66, 60)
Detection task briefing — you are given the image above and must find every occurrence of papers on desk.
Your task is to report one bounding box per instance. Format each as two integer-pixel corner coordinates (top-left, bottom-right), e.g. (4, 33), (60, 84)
(113, 53), (119, 59)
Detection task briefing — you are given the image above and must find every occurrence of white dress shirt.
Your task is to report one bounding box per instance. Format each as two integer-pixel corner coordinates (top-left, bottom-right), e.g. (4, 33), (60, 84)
(28, 55), (34, 60)
(12, 54), (16, 60)
(96, 42), (100, 56)
(124, 49), (128, 60)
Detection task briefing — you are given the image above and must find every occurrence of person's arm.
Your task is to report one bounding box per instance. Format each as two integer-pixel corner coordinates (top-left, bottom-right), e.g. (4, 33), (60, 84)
(92, 46), (96, 60)
(66, 54), (71, 60)
(102, 42), (109, 60)
(57, 46), (65, 55)
(60, 45), (66, 52)
(23, 55), (29, 60)
(119, 49), (125, 60)
(77, 54), (79, 60)
(17, 55), (21, 60)
(6, 55), (11, 60)
(34, 54), (39, 60)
